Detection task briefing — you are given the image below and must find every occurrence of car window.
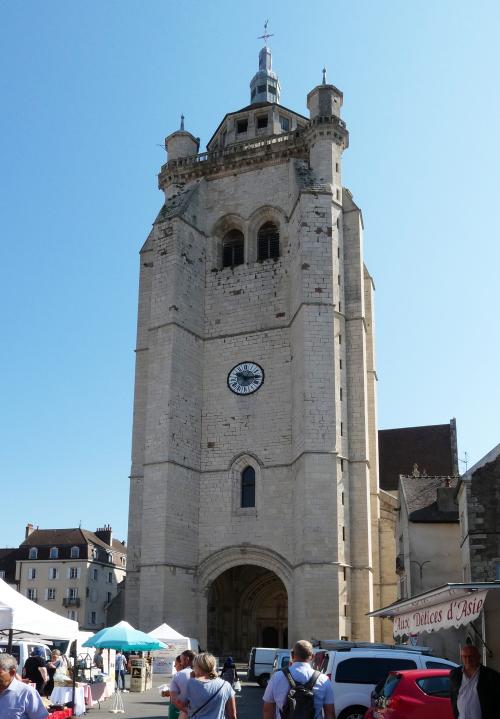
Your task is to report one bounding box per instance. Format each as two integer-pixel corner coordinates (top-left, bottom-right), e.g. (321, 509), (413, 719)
(417, 676), (451, 698)
(335, 657), (417, 684)
(281, 656), (290, 668)
(425, 661), (454, 670)
(382, 674), (401, 698)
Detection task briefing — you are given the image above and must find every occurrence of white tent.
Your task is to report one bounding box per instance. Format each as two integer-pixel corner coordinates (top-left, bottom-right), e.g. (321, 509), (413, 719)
(149, 623), (187, 642)
(0, 577), (78, 642)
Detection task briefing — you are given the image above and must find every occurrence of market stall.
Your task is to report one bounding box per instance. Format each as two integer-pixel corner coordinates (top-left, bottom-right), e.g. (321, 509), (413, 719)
(148, 622), (199, 675)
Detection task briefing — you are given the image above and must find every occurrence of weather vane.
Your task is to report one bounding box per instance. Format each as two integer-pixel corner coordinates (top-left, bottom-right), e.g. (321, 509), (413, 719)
(258, 19), (274, 47)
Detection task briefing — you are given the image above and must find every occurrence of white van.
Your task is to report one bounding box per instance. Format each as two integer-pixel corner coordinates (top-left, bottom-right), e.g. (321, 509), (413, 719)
(247, 647), (279, 687)
(312, 643), (457, 719)
(0, 641), (51, 670)
(271, 649), (291, 674)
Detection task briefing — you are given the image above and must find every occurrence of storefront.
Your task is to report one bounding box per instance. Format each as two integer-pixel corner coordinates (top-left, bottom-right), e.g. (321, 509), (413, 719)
(369, 582), (500, 670)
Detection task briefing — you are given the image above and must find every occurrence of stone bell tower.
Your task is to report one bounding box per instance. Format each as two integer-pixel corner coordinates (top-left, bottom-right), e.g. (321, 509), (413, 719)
(126, 41), (386, 651)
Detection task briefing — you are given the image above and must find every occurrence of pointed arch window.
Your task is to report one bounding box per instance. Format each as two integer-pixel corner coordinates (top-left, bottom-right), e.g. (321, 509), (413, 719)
(241, 466), (256, 508)
(257, 222), (280, 260)
(222, 229), (244, 268)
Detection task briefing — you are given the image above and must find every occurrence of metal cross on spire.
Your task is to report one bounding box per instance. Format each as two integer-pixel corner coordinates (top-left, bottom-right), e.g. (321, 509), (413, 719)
(322, 66), (327, 85)
(258, 19), (274, 46)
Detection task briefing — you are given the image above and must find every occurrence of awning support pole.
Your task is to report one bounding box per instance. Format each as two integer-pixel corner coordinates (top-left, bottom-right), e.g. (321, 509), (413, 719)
(7, 628), (13, 654)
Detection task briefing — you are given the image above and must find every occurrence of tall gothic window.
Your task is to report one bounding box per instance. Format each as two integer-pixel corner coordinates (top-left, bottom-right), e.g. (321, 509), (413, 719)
(241, 466), (256, 508)
(257, 222), (280, 260)
(222, 229), (244, 268)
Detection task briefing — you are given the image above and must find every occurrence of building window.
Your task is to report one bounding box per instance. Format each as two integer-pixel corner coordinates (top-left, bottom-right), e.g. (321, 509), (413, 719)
(0, 571), (5, 579)
(340, 459), (344, 472)
(28, 567), (36, 580)
(268, 85), (276, 95)
(68, 610), (77, 621)
(339, 334), (342, 344)
(342, 526), (345, 541)
(257, 84), (266, 94)
(70, 546), (80, 559)
(257, 222), (280, 260)
(91, 568), (98, 581)
(222, 229), (244, 268)
(340, 388), (343, 401)
(28, 548), (38, 560)
(92, 547), (98, 560)
(27, 588), (37, 601)
(121, 557), (126, 567)
(108, 572), (113, 584)
(68, 587), (78, 599)
(107, 553), (113, 564)
(340, 422), (344, 436)
(49, 567), (58, 580)
(339, 358), (342, 369)
(257, 115), (268, 129)
(107, 592), (112, 604)
(279, 116), (290, 132)
(236, 119), (248, 134)
(49, 547), (58, 559)
(341, 491), (345, 505)
(47, 588), (56, 600)
(69, 567), (78, 580)
(90, 611), (97, 624)
(241, 466), (256, 508)
(495, 562), (500, 581)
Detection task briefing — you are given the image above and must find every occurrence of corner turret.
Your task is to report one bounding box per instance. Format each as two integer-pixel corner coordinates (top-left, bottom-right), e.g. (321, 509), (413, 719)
(165, 115), (200, 162)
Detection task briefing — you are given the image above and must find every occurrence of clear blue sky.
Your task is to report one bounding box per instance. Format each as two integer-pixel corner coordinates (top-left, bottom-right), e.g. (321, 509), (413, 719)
(1, 1), (499, 546)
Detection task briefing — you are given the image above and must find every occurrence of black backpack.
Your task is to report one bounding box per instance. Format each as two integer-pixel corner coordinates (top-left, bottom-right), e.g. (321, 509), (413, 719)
(280, 667), (320, 719)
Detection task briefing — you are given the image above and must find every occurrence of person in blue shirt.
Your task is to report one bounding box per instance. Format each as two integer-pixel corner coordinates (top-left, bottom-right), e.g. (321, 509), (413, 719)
(263, 640), (335, 719)
(0, 653), (48, 719)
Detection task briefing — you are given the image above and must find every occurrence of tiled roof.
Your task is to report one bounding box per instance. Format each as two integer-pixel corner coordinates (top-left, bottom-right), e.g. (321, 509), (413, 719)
(378, 422), (457, 491)
(401, 475), (459, 523)
(21, 528), (126, 554)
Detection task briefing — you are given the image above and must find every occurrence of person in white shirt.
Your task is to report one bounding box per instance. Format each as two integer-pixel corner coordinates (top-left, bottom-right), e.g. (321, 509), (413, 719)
(170, 649), (196, 710)
(115, 650), (127, 690)
(0, 653), (48, 719)
(263, 640), (335, 719)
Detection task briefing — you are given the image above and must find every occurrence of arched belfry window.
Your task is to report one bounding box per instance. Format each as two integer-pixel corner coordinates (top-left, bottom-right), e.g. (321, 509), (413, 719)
(241, 466), (256, 508)
(257, 222), (280, 260)
(222, 229), (244, 268)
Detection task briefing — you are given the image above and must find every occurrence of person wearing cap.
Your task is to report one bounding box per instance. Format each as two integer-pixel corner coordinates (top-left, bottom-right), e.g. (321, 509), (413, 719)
(0, 653), (48, 718)
(23, 647), (48, 696)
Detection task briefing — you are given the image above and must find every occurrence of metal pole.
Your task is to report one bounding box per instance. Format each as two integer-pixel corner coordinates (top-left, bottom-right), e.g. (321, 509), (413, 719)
(7, 628), (13, 655)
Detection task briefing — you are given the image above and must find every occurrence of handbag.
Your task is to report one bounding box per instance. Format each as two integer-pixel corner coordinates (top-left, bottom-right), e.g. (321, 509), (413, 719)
(234, 679), (242, 692)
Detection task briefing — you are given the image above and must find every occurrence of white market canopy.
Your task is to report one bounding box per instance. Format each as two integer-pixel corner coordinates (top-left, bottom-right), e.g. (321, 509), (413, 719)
(148, 623), (187, 642)
(369, 582), (500, 638)
(0, 577), (78, 642)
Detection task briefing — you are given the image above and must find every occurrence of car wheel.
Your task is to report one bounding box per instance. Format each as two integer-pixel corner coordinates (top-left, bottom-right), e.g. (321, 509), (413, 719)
(338, 706), (368, 719)
(257, 674), (270, 688)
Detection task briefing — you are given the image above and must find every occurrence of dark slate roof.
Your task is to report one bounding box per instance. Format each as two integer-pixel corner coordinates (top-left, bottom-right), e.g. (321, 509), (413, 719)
(401, 475), (459, 523)
(0, 548), (19, 583)
(378, 422), (457, 491)
(21, 528), (126, 554)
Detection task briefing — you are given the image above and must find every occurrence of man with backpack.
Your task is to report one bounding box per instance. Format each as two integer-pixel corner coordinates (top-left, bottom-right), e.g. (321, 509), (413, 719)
(263, 640), (335, 719)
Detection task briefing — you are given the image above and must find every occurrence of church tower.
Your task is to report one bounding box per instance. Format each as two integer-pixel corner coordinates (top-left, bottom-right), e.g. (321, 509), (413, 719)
(126, 40), (386, 652)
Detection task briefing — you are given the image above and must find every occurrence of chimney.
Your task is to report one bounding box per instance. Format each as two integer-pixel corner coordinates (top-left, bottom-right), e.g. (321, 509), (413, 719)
(25, 523), (34, 539)
(95, 524), (112, 546)
(436, 486), (456, 513)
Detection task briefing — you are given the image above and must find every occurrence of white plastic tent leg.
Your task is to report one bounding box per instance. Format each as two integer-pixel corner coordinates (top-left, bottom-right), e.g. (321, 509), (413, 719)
(109, 689), (125, 714)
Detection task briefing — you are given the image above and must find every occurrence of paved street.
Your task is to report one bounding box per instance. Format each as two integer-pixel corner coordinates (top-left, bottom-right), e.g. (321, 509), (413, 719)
(86, 677), (264, 719)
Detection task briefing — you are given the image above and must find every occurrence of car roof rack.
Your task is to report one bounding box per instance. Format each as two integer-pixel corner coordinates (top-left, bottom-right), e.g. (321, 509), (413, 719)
(310, 640), (433, 655)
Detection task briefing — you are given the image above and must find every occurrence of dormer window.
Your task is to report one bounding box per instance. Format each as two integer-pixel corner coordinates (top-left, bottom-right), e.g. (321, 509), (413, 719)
(70, 546), (80, 559)
(222, 230), (244, 268)
(236, 119), (248, 134)
(49, 547), (59, 559)
(257, 115), (268, 129)
(28, 547), (38, 560)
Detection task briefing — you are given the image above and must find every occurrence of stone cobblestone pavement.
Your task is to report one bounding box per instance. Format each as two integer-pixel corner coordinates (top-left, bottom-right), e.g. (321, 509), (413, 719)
(86, 677), (264, 719)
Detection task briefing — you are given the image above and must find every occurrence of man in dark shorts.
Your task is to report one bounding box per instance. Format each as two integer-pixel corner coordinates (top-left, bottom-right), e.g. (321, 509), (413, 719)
(23, 648), (49, 696)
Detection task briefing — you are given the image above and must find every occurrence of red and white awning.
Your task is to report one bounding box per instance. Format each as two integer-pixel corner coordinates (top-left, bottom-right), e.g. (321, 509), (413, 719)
(368, 583), (499, 638)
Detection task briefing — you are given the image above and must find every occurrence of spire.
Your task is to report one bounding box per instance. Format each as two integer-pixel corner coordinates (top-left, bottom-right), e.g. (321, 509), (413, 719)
(180, 114), (185, 131)
(250, 21), (281, 105)
(322, 67), (327, 85)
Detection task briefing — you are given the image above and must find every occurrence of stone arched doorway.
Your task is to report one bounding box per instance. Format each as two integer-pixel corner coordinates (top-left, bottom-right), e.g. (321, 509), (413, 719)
(207, 565), (288, 660)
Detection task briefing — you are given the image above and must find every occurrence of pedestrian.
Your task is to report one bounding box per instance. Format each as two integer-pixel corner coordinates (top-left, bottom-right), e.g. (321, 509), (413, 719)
(169, 649), (196, 712)
(45, 649), (66, 697)
(449, 644), (500, 719)
(161, 656), (183, 719)
(94, 648), (104, 671)
(115, 650), (126, 691)
(0, 652), (48, 718)
(220, 657), (239, 688)
(263, 640), (335, 719)
(23, 647), (49, 697)
(179, 652), (236, 719)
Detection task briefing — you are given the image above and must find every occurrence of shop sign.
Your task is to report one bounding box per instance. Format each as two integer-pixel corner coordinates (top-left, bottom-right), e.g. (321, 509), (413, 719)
(393, 590), (488, 637)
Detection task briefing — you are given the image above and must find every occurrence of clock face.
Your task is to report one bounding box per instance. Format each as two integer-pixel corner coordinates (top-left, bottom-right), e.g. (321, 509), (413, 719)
(227, 362), (264, 395)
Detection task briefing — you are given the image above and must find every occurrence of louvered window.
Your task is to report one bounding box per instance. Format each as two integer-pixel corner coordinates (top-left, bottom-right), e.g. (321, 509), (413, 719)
(257, 222), (280, 260)
(222, 230), (244, 268)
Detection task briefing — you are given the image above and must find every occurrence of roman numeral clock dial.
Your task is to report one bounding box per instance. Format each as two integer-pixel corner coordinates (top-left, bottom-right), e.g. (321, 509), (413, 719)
(227, 362), (264, 395)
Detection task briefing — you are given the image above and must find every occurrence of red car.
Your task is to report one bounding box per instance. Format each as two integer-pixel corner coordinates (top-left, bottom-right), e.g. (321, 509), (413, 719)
(364, 669), (454, 719)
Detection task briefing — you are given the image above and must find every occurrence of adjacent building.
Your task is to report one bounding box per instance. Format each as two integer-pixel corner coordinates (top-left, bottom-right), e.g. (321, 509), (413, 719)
(14, 523), (126, 630)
